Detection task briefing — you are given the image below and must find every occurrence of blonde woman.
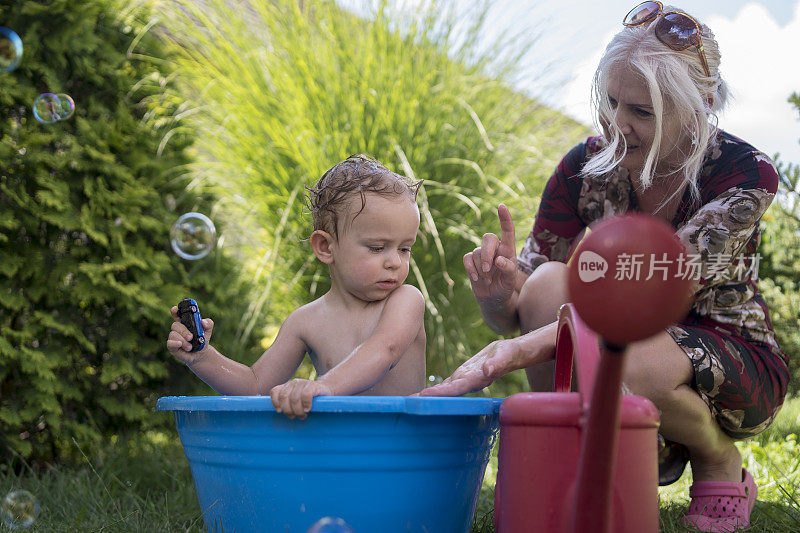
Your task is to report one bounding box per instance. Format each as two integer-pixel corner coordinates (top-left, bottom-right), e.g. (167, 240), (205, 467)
(423, 3), (787, 531)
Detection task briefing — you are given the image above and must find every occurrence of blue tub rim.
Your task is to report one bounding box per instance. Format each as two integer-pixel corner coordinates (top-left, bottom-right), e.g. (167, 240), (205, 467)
(156, 395), (504, 416)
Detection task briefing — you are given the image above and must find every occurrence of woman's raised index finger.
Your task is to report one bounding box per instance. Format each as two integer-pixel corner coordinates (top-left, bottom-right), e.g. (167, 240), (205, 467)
(497, 204), (516, 257)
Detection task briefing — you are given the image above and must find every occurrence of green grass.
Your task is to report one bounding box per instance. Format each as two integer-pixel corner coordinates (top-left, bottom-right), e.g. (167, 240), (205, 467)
(654, 396), (800, 533)
(0, 430), (203, 532)
(3, 398), (800, 531)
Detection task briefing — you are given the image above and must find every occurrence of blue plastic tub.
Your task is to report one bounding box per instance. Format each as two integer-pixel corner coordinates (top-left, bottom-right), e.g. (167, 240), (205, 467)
(157, 395), (503, 533)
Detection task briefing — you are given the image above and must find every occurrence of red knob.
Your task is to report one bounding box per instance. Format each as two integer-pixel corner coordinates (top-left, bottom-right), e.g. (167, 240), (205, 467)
(567, 214), (693, 346)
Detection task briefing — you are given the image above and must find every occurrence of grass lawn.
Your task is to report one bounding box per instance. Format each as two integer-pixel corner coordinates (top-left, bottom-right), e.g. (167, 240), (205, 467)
(2, 397), (800, 532)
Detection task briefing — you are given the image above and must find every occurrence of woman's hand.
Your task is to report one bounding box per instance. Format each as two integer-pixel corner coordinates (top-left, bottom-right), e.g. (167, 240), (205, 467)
(270, 379), (334, 419)
(419, 322), (559, 397)
(418, 339), (526, 397)
(464, 204), (519, 307)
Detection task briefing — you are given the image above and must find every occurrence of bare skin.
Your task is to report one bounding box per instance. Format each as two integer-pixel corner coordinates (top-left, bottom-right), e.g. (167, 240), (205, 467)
(167, 193), (426, 419)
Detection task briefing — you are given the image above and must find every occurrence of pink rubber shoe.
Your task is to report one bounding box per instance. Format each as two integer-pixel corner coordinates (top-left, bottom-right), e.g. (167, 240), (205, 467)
(682, 468), (757, 532)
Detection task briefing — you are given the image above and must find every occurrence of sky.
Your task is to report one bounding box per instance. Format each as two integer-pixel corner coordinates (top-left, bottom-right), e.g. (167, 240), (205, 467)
(486, 0), (800, 164)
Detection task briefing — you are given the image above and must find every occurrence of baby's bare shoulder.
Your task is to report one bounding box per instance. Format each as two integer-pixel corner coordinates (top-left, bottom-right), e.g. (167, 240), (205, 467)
(380, 285), (425, 331)
(386, 284), (424, 306)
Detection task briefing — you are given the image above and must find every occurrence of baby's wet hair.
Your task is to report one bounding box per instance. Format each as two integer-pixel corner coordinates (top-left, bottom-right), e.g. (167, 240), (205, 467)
(306, 154), (422, 237)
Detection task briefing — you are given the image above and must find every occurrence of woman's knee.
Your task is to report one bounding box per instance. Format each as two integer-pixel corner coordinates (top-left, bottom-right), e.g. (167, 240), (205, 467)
(518, 261), (569, 331)
(623, 332), (693, 402)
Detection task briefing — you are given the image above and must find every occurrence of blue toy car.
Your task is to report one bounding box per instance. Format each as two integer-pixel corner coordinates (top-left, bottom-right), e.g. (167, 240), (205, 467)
(177, 298), (206, 352)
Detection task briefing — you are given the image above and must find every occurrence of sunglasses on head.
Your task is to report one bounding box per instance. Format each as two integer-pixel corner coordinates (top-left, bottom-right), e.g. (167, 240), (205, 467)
(623, 1), (711, 77)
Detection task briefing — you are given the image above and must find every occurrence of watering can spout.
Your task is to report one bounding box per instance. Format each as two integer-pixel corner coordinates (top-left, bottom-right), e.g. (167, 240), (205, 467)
(569, 339), (628, 533)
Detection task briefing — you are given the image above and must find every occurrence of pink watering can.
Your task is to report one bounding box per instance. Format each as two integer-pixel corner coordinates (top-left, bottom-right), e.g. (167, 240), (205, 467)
(494, 214), (693, 533)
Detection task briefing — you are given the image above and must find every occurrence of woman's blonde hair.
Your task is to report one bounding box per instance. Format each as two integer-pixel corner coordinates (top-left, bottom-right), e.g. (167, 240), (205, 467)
(583, 5), (729, 208)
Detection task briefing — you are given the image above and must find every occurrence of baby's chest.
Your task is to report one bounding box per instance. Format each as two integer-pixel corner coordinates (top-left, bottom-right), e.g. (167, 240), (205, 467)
(303, 315), (381, 371)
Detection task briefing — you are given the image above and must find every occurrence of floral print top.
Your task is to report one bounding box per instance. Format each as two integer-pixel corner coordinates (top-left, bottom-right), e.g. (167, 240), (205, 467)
(517, 131), (786, 363)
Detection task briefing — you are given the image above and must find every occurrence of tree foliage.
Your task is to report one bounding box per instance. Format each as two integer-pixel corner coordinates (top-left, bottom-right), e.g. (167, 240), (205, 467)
(0, 0), (258, 463)
(760, 91), (800, 394)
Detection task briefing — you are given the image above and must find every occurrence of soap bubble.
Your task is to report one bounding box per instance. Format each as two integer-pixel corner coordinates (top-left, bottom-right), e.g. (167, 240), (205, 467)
(32, 93), (61, 124)
(170, 212), (217, 260)
(307, 517), (355, 533)
(32, 93), (75, 123)
(1, 490), (40, 530)
(55, 93), (75, 120)
(0, 27), (23, 73)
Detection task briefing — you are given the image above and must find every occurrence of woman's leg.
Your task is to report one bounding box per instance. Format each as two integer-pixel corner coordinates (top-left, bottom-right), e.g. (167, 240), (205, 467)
(516, 261), (570, 391)
(623, 332), (741, 482)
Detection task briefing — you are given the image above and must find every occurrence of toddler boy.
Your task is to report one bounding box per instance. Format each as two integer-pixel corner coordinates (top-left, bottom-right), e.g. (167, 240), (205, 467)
(166, 154), (426, 418)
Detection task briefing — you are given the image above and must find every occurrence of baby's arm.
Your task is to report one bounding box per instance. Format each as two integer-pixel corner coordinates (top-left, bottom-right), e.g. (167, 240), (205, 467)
(270, 285), (425, 418)
(167, 306), (307, 395)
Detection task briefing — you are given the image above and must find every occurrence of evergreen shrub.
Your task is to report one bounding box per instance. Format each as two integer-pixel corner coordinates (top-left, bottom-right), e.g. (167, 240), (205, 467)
(0, 0), (257, 463)
(761, 92), (800, 393)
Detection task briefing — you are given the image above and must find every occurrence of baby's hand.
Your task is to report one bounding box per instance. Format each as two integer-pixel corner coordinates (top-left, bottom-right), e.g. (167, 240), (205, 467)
(270, 379), (333, 420)
(166, 306), (214, 366)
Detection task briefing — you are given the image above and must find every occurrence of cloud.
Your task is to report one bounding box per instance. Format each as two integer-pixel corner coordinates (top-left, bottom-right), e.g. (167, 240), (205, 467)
(708, 3), (800, 162)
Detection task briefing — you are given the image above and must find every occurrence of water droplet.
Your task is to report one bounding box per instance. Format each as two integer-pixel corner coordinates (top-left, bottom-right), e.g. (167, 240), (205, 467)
(306, 517), (355, 533)
(170, 212), (217, 260)
(32, 93), (61, 124)
(1, 490), (40, 530)
(0, 27), (23, 73)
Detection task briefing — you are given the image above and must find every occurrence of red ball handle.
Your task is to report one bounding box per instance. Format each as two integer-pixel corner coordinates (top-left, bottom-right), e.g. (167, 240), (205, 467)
(567, 214), (693, 346)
